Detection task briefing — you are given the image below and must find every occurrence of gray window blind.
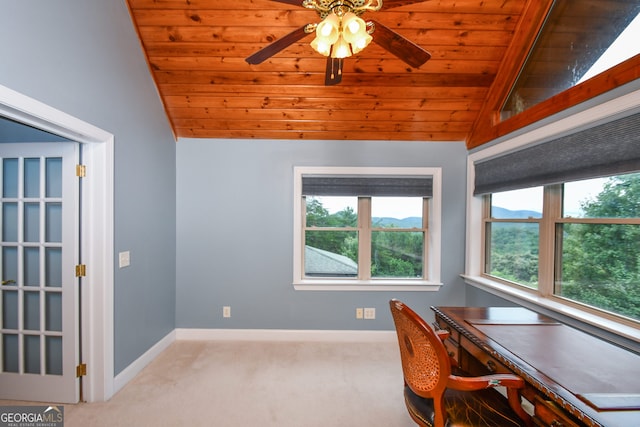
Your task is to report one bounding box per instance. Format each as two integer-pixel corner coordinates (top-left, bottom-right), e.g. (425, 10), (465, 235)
(302, 175), (432, 197)
(474, 111), (640, 195)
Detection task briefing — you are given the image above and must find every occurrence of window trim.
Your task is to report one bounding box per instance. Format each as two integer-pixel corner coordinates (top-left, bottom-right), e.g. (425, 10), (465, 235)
(465, 87), (640, 343)
(293, 166), (442, 291)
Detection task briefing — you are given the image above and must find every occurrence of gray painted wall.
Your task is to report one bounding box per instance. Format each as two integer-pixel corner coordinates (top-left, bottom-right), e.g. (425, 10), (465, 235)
(1, 0), (177, 374)
(176, 139), (468, 329)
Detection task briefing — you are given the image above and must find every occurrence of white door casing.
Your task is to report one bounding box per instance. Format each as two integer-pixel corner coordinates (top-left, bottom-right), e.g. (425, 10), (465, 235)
(0, 85), (115, 402)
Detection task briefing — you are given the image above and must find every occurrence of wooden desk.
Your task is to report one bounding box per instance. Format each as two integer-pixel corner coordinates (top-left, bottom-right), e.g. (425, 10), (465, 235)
(432, 306), (640, 427)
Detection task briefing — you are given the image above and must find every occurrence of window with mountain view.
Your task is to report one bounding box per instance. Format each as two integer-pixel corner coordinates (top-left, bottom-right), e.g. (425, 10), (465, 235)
(484, 172), (640, 322)
(293, 167), (442, 289)
(305, 196), (425, 279)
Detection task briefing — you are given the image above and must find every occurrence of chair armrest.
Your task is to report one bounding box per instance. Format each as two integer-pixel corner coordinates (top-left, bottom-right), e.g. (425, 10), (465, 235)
(447, 374), (525, 391)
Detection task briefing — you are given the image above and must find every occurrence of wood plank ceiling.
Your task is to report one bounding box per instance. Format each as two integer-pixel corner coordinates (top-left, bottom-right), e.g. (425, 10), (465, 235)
(124, 0), (539, 142)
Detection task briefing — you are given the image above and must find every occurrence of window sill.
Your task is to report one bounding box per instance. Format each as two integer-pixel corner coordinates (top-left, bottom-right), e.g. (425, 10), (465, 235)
(462, 274), (640, 345)
(293, 279), (443, 292)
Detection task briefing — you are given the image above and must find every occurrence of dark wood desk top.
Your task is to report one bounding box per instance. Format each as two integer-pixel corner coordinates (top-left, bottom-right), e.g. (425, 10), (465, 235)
(432, 306), (640, 427)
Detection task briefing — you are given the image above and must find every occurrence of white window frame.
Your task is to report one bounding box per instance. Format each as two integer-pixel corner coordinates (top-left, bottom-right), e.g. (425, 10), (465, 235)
(465, 87), (640, 343)
(293, 166), (442, 291)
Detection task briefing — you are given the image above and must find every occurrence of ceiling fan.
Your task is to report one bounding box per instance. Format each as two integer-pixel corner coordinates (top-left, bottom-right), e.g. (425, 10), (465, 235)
(245, 0), (431, 85)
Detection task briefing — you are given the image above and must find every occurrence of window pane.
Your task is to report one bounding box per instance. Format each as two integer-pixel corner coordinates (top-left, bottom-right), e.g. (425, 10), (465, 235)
(24, 158), (40, 198)
(45, 157), (63, 198)
(371, 231), (423, 278)
(3, 334), (19, 373)
(46, 202), (62, 242)
(24, 202), (40, 242)
(491, 187), (542, 218)
(3, 158), (18, 198)
(371, 197), (422, 228)
(501, 2), (640, 120)
(305, 196), (357, 227)
(556, 223), (640, 321)
(2, 202), (18, 242)
(24, 334), (41, 374)
(564, 173), (640, 218)
(304, 230), (357, 277)
(486, 222), (539, 288)
(45, 336), (63, 375)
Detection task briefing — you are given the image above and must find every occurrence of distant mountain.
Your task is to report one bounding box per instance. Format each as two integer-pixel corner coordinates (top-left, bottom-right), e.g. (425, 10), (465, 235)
(372, 217), (422, 228)
(492, 207), (541, 219)
(372, 207), (541, 227)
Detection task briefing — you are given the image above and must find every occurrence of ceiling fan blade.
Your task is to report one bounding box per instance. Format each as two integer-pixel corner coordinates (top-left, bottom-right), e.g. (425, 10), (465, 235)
(246, 25), (312, 65)
(381, 0), (429, 10)
(370, 20), (431, 68)
(268, 0), (304, 5)
(325, 57), (344, 86)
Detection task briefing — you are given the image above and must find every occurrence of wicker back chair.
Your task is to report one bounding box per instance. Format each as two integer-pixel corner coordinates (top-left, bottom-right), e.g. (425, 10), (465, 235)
(389, 299), (532, 427)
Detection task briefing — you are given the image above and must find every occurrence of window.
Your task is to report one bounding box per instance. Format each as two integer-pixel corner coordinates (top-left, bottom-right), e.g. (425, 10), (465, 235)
(501, 1), (640, 120)
(484, 173), (640, 323)
(293, 167), (442, 291)
(468, 106), (640, 335)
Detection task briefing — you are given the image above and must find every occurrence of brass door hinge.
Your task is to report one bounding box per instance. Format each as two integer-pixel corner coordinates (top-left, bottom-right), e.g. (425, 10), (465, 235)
(75, 264), (86, 277)
(76, 164), (86, 178)
(76, 363), (87, 378)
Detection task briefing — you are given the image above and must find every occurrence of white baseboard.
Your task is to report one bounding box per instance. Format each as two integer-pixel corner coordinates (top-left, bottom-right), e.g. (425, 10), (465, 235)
(175, 328), (397, 343)
(112, 330), (176, 395)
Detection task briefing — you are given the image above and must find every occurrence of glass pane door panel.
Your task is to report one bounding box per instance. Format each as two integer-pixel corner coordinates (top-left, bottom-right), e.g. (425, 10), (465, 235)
(3, 334), (19, 373)
(2, 202), (18, 242)
(45, 292), (62, 332)
(23, 335), (40, 374)
(2, 290), (18, 329)
(45, 158), (62, 198)
(45, 248), (62, 288)
(45, 336), (62, 375)
(23, 291), (40, 331)
(3, 158), (18, 198)
(24, 203), (40, 242)
(24, 247), (40, 287)
(45, 203), (62, 243)
(23, 158), (40, 198)
(2, 247), (18, 282)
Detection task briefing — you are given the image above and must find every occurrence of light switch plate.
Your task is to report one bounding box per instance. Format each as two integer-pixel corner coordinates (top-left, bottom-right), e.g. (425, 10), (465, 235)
(119, 251), (130, 268)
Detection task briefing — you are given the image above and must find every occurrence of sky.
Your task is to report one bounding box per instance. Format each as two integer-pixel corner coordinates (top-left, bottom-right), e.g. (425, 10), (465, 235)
(492, 178), (607, 215)
(577, 12), (640, 83)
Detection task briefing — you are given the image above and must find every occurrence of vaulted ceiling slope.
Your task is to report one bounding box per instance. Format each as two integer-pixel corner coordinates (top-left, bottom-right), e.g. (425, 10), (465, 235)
(125, 0), (638, 145)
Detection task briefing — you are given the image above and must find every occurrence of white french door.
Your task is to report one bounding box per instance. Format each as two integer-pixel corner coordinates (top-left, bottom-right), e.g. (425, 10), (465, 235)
(0, 142), (80, 403)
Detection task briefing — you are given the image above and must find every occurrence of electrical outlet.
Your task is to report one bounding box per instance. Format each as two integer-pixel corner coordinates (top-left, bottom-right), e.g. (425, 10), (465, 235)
(356, 308), (364, 319)
(223, 306), (231, 318)
(364, 307), (376, 319)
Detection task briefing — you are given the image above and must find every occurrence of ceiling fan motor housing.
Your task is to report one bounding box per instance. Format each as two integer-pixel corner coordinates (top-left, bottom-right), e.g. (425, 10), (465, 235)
(304, 0), (383, 18)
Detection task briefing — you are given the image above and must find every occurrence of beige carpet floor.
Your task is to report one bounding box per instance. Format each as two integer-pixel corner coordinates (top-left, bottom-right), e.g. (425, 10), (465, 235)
(1, 340), (416, 426)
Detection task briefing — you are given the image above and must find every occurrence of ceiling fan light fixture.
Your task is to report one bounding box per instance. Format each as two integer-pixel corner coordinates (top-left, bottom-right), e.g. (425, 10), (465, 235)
(332, 36), (352, 58)
(310, 12), (340, 56)
(310, 9), (374, 59)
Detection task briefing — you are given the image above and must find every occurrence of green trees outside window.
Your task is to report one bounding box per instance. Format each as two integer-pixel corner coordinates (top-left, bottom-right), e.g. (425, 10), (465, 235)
(486, 173), (640, 321)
